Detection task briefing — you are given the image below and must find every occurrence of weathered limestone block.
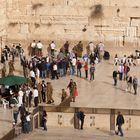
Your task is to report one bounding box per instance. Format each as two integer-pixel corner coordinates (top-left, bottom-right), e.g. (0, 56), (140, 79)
(124, 0), (140, 7)
(31, 0), (66, 5)
(131, 19), (140, 27)
(26, 5), (33, 15)
(125, 37), (137, 46)
(94, 0), (110, 6)
(7, 33), (27, 41)
(0, 0), (6, 9)
(0, 29), (6, 36)
(110, 0), (125, 7)
(112, 17), (130, 27)
(0, 9), (6, 16)
(7, 23), (20, 33)
(103, 7), (119, 18)
(20, 24), (29, 34)
(125, 8), (140, 17)
(64, 24), (88, 32)
(7, 15), (40, 24)
(11, 0), (20, 10)
(36, 6), (90, 16)
(18, 0), (32, 5)
(66, 0), (104, 7)
(137, 27), (140, 37)
(89, 17), (113, 27)
(126, 27), (137, 37)
(40, 15), (88, 25)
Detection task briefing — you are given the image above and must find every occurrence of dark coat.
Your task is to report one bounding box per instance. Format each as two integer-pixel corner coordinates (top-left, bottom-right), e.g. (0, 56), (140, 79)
(113, 71), (118, 78)
(116, 114), (124, 125)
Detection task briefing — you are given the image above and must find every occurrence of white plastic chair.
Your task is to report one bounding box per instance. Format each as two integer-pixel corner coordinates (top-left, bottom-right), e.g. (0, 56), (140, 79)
(1, 98), (9, 109)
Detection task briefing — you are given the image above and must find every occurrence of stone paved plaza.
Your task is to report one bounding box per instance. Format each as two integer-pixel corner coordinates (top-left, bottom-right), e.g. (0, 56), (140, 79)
(0, 108), (13, 139)
(9, 46), (139, 110)
(37, 48), (140, 110)
(1, 47), (140, 139)
(14, 127), (140, 140)
(1, 0), (140, 139)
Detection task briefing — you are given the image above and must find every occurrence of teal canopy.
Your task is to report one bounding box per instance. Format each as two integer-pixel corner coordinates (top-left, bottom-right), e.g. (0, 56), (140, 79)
(0, 75), (27, 86)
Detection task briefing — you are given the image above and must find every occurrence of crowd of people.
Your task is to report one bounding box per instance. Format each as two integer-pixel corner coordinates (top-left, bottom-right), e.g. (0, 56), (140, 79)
(0, 40), (104, 110)
(0, 40), (104, 132)
(0, 39), (139, 136)
(113, 53), (139, 95)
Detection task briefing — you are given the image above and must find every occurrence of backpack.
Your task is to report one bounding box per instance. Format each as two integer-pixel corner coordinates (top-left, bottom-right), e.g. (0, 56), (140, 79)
(78, 63), (82, 69)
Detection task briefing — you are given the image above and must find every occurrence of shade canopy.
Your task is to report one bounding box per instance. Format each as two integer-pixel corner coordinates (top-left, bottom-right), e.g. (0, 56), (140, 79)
(0, 75), (27, 86)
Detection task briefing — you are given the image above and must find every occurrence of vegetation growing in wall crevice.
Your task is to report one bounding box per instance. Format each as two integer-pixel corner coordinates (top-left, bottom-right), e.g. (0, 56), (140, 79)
(32, 3), (43, 10)
(90, 4), (104, 19)
(34, 23), (40, 28)
(46, 22), (52, 27)
(8, 22), (18, 27)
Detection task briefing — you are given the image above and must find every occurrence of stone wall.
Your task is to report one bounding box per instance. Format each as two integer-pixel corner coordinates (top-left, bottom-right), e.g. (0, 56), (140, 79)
(46, 112), (140, 130)
(1, 0), (140, 49)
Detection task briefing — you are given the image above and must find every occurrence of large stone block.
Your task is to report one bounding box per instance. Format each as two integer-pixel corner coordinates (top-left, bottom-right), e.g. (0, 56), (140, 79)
(7, 23), (20, 33)
(36, 6), (90, 16)
(131, 19), (140, 27)
(7, 15), (40, 24)
(31, 0), (66, 6)
(7, 33), (27, 41)
(126, 8), (140, 17)
(94, 0), (110, 6)
(20, 24), (29, 34)
(112, 17), (130, 27)
(124, 0), (140, 7)
(40, 15), (88, 25)
(110, 0), (125, 7)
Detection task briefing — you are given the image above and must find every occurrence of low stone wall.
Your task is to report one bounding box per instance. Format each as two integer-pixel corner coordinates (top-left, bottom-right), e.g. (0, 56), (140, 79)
(0, 129), (15, 140)
(39, 106), (140, 131)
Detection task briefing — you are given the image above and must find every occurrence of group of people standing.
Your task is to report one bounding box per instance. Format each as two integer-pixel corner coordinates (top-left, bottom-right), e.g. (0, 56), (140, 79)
(13, 104), (31, 134)
(0, 39), (139, 138)
(113, 54), (138, 95)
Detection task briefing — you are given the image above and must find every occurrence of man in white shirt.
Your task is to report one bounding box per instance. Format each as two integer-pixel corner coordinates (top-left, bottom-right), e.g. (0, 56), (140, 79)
(31, 40), (36, 56)
(88, 42), (95, 54)
(18, 88), (24, 106)
(98, 42), (105, 61)
(50, 41), (56, 56)
(36, 41), (43, 57)
(118, 64), (124, 80)
(72, 57), (77, 66)
(30, 70), (36, 86)
(70, 57), (76, 75)
(33, 87), (39, 107)
(53, 62), (59, 79)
